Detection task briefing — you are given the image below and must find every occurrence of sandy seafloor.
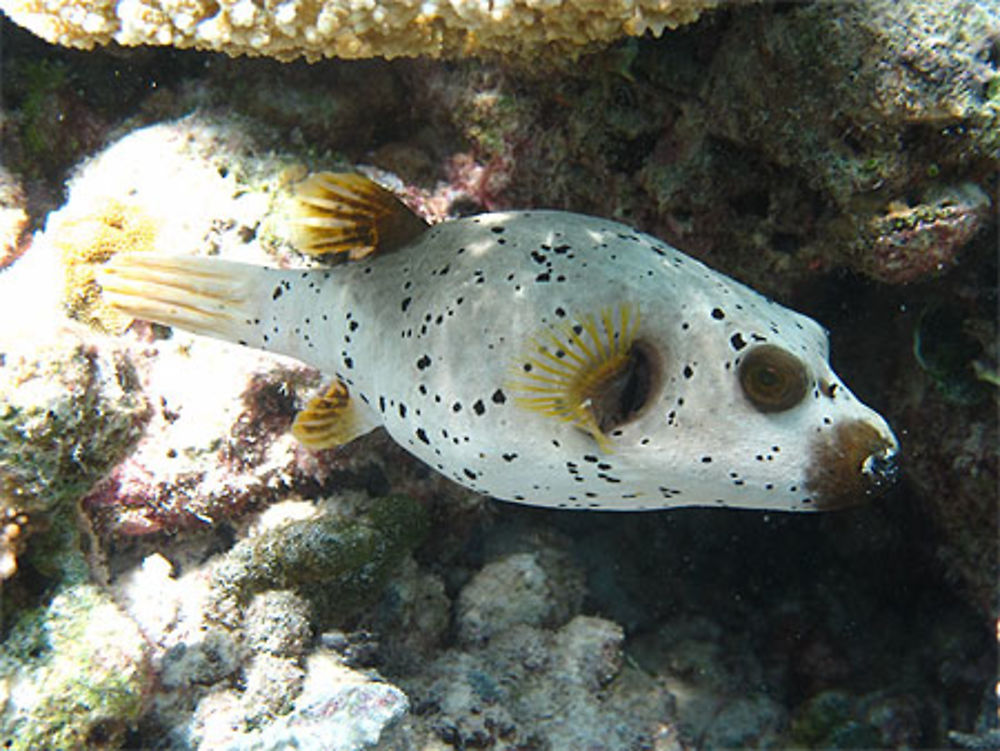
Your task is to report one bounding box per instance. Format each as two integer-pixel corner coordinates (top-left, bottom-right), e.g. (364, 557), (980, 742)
(0, 2), (998, 749)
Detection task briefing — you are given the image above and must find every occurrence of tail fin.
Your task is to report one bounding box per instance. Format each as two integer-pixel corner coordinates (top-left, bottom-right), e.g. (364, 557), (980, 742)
(293, 172), (428, 260)
(98, 254), (265, 343)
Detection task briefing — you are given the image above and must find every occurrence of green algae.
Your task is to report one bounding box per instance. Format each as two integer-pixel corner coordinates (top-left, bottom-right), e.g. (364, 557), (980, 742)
(209, 495), (429, 625)
(0, 584), (148, 751)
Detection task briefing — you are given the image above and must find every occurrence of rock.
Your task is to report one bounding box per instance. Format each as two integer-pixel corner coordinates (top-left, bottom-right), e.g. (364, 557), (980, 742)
(0, 584), (150, 750)
(192, 651), (408, 751)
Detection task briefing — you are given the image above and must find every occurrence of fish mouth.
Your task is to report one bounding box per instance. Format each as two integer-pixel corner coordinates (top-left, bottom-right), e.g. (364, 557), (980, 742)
(806, 419), (900, 511)
(861, 444), (899, 492)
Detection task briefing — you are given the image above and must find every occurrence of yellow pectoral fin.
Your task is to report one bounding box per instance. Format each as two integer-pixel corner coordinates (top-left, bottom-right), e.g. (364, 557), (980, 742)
(506, 303), (651, 453)
(293, 172), (429, 260)
(292, 379), (379, 450)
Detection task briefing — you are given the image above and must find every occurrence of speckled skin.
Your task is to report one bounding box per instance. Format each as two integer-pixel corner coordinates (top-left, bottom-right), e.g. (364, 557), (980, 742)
(110, 211), (898, 511)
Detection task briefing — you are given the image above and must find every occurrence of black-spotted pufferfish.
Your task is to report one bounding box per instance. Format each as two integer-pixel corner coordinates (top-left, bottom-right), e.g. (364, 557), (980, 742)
(100, 173), (899, 511)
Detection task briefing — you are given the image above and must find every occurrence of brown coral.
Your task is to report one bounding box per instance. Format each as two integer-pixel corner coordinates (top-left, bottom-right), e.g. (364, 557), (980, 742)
(53, 198), (160, 334)
(2, 0), (719, 62)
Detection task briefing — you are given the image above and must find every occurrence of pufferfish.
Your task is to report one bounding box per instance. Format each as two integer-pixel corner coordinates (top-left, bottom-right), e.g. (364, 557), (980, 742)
(99, 173), (899, 511)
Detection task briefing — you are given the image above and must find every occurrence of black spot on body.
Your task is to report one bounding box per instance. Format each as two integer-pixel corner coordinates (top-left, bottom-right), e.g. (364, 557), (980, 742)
(712, 308), (725, 320)
(415, 428), (430, 444)
(401, 297), (412, 312)
(473, 399), (486, 416)
(416, 355), (432, 370)
(491, 389), (506, 404)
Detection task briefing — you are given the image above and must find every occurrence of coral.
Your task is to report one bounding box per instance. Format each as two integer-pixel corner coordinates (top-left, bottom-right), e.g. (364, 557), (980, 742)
(398, 615), (676, 749)
(455, 551), (585, 646)
(0, 5), (994, 747)
(54, 198), (161, 333)
(0, 166), (29, 269)
(363, 556), (451, 675)
(191, 650), (408, 749)
(0, 337), (148, 509)
(244, 589), (313, 657)
(0, 335), (149, 578)
(208, 494), (429, 624)
(0, 584), (150, 751)
(2, 0), (720, 63)
(874, 230), (999, 616)
(240, 653), (306, 727)
(861, 183), (992, 284)
(629, 615), (789, 747)
(409, 0), (998, 292)
(81, 355), (323, 537)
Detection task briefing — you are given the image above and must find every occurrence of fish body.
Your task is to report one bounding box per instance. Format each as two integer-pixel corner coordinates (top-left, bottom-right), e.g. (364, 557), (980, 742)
(102, 175), (898, 511)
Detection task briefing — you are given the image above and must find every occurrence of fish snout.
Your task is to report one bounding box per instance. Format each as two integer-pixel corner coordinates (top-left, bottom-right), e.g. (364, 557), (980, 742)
(806, 418), (900, 510)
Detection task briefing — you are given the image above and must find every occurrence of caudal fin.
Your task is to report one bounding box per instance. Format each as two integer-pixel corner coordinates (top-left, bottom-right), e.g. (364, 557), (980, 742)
(98, 254), (264, 342)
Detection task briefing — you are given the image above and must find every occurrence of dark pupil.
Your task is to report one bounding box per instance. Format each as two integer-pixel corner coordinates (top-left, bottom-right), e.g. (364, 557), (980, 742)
(755, 366), (783, 392)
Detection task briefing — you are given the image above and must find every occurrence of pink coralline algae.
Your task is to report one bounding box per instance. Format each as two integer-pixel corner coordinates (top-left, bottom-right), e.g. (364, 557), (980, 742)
(80, 346), (325, 537)
(862, 184), (991, 284)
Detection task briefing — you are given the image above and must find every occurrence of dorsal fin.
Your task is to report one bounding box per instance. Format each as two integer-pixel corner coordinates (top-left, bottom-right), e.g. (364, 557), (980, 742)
(293, 172), (429, 261)
(292, 379), (379, 450)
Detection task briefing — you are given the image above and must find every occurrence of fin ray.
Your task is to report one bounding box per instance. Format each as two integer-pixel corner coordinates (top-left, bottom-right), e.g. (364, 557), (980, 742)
(98, 254), (262, 342)
(506, 303), (642, 452)
(292, 379), (379, 449)
(293, 172), (428, 260)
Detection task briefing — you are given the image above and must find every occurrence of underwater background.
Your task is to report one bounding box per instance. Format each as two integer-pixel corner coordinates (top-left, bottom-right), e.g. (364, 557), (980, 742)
(0, 1), (997, 748)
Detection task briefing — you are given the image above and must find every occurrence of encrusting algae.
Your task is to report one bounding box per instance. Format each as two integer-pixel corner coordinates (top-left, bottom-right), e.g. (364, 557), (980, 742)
(100, 172), (900, 512)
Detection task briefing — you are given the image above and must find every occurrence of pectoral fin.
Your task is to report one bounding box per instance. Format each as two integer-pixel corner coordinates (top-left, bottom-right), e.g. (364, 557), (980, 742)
(292, 379), (379, 449)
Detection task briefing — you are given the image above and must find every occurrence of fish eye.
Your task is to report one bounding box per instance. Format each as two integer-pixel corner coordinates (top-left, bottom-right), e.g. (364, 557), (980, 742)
(738, 344), (809, 412)
(592, 339), (661, 433)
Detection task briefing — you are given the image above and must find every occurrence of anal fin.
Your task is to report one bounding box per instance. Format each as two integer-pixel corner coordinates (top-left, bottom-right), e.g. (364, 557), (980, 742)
(292, 379), (379, 450)
(294, 172), (428, 260)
